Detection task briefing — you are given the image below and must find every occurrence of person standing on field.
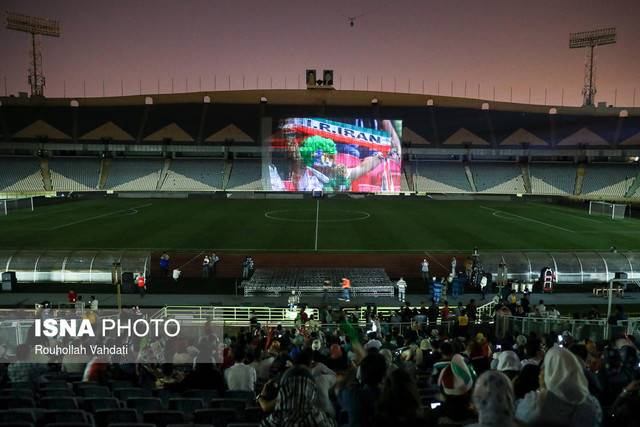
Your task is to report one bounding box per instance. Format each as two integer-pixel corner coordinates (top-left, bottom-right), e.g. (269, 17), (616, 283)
(137, 273), (146, 298)
(210, 252), (220, 276)
(397, 277), (407, 303)
(202, 256), (210, 278)
(421, 258), (430, 293)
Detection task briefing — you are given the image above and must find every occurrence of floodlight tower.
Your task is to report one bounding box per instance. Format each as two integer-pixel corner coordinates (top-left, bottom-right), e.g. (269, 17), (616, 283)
(569, 27), (616, 107)
(5, 11), (61, 97)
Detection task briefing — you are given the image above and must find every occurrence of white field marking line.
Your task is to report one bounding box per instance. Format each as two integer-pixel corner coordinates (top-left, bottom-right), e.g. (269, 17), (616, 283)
(424, 251), (448, 270)
(1, 206), (80, 221)
(528, 203), (603, 224)
(479, 205), (575, 233)
(264, 209), (371, 223)
(48, 203), (153, 230)
(178, 250), (205, 270)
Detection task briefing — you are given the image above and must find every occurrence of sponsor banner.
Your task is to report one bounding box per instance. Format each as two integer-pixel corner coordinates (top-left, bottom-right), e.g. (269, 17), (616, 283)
(0, 308), (224, 364)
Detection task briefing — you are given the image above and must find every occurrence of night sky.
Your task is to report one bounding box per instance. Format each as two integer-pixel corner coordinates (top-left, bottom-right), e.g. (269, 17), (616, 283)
(0, 0), (638, 106)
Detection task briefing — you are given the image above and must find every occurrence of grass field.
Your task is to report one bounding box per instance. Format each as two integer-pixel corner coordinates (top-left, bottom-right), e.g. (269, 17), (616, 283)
(1, 197), (639, 252)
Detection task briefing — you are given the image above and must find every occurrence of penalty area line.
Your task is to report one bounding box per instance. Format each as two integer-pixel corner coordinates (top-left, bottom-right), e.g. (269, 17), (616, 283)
(48, 203), (153, 230)
(479, 205), (575, 233)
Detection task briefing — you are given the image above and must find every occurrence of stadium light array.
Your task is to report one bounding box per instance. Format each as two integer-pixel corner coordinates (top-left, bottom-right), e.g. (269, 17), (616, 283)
(5, 11), (61, 97)
(569, 27), (617, 107)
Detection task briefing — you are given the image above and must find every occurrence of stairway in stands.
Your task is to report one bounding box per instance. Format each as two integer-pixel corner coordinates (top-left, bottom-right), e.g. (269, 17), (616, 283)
(222, 159), (233, 189)
(625, 171), (640, 198)
(463, 162), (477, 192)
(156, 158), (172, 190)
(98, 158), (111, 189)
(40, 158), (52, 190)
(574, 163), (586, 195)
(521, 163), (532, 193)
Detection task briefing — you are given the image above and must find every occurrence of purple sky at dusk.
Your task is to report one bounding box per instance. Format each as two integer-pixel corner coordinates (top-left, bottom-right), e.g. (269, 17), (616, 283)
(0, 0), (639, 106)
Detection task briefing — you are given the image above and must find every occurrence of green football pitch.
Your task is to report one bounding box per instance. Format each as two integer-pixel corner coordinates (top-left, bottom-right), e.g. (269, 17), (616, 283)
(0, 197), (638, 252)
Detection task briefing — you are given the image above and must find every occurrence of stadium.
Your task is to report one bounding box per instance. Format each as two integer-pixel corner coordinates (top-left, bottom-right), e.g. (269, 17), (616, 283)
(1, 2), (640, 427)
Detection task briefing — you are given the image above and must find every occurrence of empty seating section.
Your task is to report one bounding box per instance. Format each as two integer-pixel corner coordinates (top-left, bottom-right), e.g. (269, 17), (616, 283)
(581, 164), (639, 198)
(0, 381), (263, 427)
(49, 158), (101, 191)
(161, 159), (225, 191)
(413, 161), (471, 192)
(529, 163), (576, 195)
(472, 163), (525, 193)
(0, 158), (43, 192)
(226, 160), (262, 191)
(105, 160), (163, 191)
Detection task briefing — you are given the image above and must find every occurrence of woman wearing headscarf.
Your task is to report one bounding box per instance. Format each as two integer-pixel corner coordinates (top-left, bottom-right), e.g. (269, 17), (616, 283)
(515, 346), (602, 427)
(374, 368), (427, 427)
(468, 370), (519, 427)
(260, 366), (337, 427)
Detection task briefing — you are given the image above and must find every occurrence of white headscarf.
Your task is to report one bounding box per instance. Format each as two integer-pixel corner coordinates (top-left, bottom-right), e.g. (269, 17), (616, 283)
(472, 370), (518, 427)
(543, 346), (589, 405)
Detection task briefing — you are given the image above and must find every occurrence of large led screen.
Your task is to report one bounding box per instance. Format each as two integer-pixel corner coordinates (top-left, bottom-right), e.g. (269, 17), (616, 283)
(267, 118), (402, 192)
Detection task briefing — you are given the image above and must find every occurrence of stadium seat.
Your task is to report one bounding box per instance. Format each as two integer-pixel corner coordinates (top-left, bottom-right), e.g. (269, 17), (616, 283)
(168, 398), (204, 419)
(166, 425), (214, 427)
(94, 409), (139, 427)
(44, 424), (93, 427)
(1, 389), (34, 399)
(0, 423), (34, 427)
(40, 388), (75, 398)
(39, 381), (70, 390)
(0, 409), (37, 425)
(242, 406), (263, 423)
(126, 397), (164, 415)
(41, 409), (92, 425)
(40, 396), (79, 410)
(194, 408), (238, 426)
(107, 424), (155, 427)
(77, 386), (112, 398)
(210, 398), (246, 411)
(227, 424), (260, 427)
(7, 382), (33, 390)
(113, 388), (152, 400)
(82, 397), (122, 413)
(142, 410), (185, 427)
(0, 397), (35, 409)
(223, 391), (255, 401)
(183, 389), (220, 402)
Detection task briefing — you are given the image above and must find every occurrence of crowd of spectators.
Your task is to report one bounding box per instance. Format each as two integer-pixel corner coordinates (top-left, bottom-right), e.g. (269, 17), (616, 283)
(1, 301), (639, 427)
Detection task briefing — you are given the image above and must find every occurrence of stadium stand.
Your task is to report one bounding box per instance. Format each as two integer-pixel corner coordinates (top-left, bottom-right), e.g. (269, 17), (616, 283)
(413, 161), (471, 193)
(104, 159), (163, 191)
(581, 163), (639, 198)
(160, 159), (225, 191)
(49, 158), (101, 191)
(472, 162), (526, 194)
(226, 159), (262, 191)
(529, 163), (576, 195)
(0, 157), (44, 192)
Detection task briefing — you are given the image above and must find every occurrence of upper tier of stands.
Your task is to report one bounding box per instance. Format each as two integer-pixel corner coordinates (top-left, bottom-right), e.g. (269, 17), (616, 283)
(413, 161), (471, 193)
(160, 159), (225, 191)
(471, 163), (526, 194)
(49, 158), (101, 191)
(529, 163), (576, 195)
(581, 164), (639, 198)
(104, 159), (163, 191)
(2, 157), (640, 200)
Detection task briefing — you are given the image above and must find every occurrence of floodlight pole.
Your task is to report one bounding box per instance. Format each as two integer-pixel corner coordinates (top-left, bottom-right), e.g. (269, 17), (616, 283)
(569, 27), (616, 107)
(5, 11), (61, 97)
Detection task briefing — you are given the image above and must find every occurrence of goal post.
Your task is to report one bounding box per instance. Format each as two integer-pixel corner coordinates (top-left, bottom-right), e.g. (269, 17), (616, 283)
(588, 200), (628, 220)
(1, 197), (35, 215)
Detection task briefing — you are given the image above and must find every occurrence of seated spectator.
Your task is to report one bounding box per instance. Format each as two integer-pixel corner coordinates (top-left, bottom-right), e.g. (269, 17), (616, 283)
(513, 363), (541, 400)
(496, 350), (521, 380)
(260, 366), (337, 426)
(374, 368), (427, 426)
(432, 354), (477, 425)
(336, 350), (387, 427)
(224, 346), (257, 391)
(468, 370), (519, 427)
(516, 346), (602, 427)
